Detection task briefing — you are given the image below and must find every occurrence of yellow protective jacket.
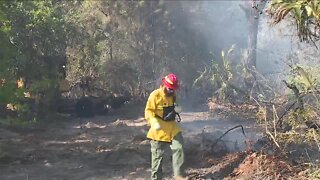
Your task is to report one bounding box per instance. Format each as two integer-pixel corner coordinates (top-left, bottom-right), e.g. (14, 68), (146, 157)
(145, 86), (181, 142)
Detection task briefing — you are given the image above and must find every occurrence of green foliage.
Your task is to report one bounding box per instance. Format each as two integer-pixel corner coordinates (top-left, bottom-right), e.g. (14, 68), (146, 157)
(276, 131), (304, 144)
(0, 82), (24, 104)
(0, 1), (210, 122)
(287, 64), (317, 92)
(269, 0), (320, 43)
(3, 0), (205, 120)
(192, 45), (247, 102)
(270, 65), (320, 130)
(62, 1), (209, 97)
(258, 64), (320, 179)
(0, 1), (66, 122)
(213, 46), (236, 101)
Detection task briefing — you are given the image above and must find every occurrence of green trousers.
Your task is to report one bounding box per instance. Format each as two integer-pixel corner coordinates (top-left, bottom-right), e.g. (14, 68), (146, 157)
(150, 133), (185, 180)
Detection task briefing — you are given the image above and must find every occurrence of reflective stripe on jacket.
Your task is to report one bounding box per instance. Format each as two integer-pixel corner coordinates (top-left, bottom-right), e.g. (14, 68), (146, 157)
(145, 86), (181, 142)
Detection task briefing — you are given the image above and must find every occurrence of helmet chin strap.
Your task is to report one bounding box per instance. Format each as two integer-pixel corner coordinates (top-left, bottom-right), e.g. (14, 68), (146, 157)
(165, 92), (174, 97)
(164, 88), (174, 97)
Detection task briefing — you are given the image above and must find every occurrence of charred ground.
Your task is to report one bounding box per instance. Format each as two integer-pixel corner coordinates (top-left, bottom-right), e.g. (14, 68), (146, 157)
(0, 103), (310, 180)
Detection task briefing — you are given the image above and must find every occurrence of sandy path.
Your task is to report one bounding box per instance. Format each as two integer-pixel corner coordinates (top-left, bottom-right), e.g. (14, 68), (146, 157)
(0, 109), (261, 180)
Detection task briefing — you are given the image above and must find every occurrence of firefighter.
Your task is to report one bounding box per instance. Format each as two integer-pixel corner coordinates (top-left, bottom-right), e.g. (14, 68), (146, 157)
(145, 73), (186, 180)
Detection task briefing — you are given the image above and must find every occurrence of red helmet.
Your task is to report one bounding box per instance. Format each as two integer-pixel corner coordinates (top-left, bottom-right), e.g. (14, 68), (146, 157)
(162, 73), (179, 90)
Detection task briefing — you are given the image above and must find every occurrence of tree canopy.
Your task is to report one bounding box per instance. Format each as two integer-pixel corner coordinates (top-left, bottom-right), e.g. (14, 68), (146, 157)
(0, 0), (212, 119)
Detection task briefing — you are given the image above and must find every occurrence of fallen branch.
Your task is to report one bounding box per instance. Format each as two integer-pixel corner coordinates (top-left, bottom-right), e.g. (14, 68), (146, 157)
(265, 107), (280, 149)
(312, 129), (320, 152)
(276, 101), (296, 127)
(266, 131), (280, 148)
(272, 105), (278, 138)
(211, 125), (246, 148)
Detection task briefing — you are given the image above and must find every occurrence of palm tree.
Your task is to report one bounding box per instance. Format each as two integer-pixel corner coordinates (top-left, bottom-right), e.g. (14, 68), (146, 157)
(269, 0), (320, 45)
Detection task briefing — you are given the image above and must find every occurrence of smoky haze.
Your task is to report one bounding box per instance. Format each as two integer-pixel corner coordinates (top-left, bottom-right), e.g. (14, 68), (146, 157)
(173, 0), (320, 108)
(185, 1), (249, 55)
(175, 0), (252, 109)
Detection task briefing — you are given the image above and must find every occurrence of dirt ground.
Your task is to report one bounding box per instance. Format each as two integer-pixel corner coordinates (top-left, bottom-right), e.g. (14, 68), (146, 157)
(0, 104), (307, 180)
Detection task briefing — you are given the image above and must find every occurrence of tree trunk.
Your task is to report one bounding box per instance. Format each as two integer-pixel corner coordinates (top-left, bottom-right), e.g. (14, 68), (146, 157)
(240, 0), (267, 69)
